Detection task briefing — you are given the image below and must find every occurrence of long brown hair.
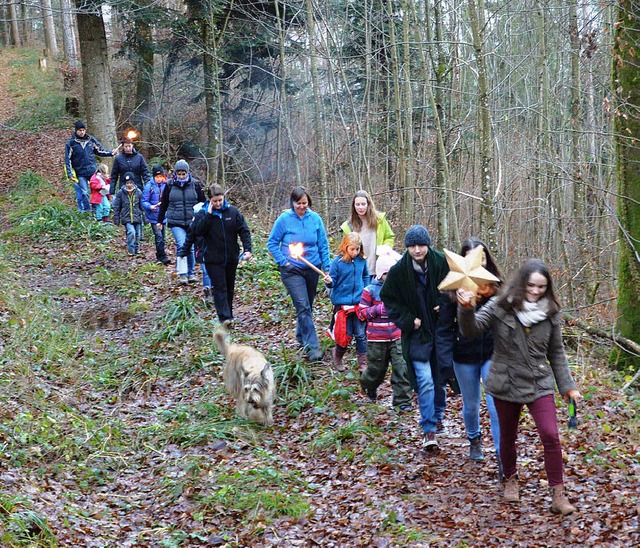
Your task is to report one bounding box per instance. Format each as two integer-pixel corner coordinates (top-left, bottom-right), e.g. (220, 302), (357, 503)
(498, 259), (560, 315)
(349, 190), (379, 232)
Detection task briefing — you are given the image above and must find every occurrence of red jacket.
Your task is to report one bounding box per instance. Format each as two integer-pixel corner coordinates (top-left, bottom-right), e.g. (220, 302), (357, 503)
(89, 173), (110, 204)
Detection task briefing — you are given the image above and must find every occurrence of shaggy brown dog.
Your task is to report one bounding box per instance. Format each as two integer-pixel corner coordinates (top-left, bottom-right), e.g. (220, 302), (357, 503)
(214, 324), (275, 426)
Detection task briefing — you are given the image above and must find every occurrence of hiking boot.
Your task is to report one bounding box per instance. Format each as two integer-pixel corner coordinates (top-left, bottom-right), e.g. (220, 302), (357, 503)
(469, 435), (483, 461)
(307, 348), (324, 362)
(159, 257), (171, 265)
(187, 275), (198, 283)
(179, 274), (188, 285)
(503, 475), (519, 503)
(397, 403), (412, 412)
(364, 388), (377, 402)
(203, 287), (212, 299)
(422, 432), (438, 451)
(356, 353), (368, 373)
(551, 485), (576, 515)
(331, 346), (346, 371)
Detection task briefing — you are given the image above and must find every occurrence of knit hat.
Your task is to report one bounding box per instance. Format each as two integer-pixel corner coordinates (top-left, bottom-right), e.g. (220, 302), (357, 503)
(376, 253), (400, 280)
(152, 165), (165, 177)
(74, 120), (86, 130)
(404, 225), (431, 247)
(123, 172), (135, 183)
(174, 159), (190, 172)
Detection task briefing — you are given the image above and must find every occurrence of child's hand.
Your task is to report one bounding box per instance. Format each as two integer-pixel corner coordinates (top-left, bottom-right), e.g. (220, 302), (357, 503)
(323, 273), (332, 284)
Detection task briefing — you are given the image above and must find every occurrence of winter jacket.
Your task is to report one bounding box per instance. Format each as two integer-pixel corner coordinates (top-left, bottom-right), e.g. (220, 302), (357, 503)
(357, 279), (401, 342)
(112, 186), (145, 226)
(340, 212), (395, 247)
(327, 256), (369, 306)
(438, 294), (494, 365)
(156, 174), (206, 228)
(64, 133), (114, 180)
(180, 200), (252, 265)
(110, 149), (151, 193)
(141, 180), (167, 224)
(89, 173), (110, 205)
(380, 249), (450, 389)
(267, 208), (330, 271)
(457, 298), (577, 404)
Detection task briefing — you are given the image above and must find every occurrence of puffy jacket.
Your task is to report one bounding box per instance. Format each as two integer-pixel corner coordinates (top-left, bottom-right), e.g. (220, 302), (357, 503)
(112, 187), (145, 226)
(458, 298), (577, 403)
(357, 279), (401, 342)
(181, 200), (252, 265)
(141, 180), (167, 224)
(156, 175), (206, 228)
(327, 255), (369, 306)
(65, 133), (113, 180)
(267, 208), (330, 271)
(110, 149), (151, 193)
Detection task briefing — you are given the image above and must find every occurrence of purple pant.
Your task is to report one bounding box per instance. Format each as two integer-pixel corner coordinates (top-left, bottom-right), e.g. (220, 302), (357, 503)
(494, 394), (564, 486)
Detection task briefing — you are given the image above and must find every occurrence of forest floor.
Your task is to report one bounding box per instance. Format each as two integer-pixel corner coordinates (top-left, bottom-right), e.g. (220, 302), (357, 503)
(0, 49), (638, 547)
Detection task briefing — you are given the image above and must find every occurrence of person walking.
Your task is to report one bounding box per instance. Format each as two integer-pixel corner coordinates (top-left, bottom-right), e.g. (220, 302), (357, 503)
(112, 173), (145, 256)
(180, 184), (252, 323)
(457, 259), (580, 515)
(380, 225), (450, 451)
(142, 165), (170, 265)
(340, 190), (395, 278)
(156, 160), (206, 284)
(110, 136), (151, 194)
(438, 238), (503, 473)
(89, 163), (112, 222)
(64, 120), (119, 213)
(267, 186), (331, 362)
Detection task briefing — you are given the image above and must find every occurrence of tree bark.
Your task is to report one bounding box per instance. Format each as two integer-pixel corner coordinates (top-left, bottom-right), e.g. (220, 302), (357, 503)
(75, 2), (118, 148)
(42, 0), (59, 57)
(61, 0), (78, 68)
(8, 1), (21, 47)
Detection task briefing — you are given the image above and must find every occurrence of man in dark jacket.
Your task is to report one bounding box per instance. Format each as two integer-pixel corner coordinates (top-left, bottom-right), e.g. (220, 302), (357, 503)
(181, 184), (252, 323)
(64, 120), (119, 212)
(380, 225), (450, 451)
(110, 137), (151, 194)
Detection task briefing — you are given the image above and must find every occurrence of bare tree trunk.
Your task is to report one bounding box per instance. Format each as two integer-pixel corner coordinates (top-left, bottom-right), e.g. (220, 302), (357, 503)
(61, 0), (78, 68)
(75, 3), (117, 148)
(8, 1), (21, 47)
(132, 5), (154, 158)
(468, 0), (496, 251)
(42, 0), (59, 57)
(305, 0), (328, 217)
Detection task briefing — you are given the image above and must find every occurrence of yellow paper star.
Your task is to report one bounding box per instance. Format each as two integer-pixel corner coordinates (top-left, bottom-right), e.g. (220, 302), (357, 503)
(437, 246), (500, 296)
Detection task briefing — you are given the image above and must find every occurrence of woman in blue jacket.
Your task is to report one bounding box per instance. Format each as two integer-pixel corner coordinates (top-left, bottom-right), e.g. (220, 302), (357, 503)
(267, 186), (331, 362)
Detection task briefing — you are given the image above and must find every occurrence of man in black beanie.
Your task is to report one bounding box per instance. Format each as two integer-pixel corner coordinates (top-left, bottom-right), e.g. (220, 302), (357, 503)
(380, 225), (450, 451)
(64, 120), (119, 212)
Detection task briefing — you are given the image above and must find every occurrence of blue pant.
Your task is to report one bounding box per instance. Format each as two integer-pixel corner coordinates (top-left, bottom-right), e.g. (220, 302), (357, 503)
(453, 359), (500, 455)
(151, 223), (167, 261)
(413, 359), (437, 434)
(93, 196), (111, 220)
(280, 266), (320, 354)
(202, 263), (212, 288)
(171, 226), (195, 276)
(74, 176), (91, 212)
(125, 223), (142, 254)
(345, 313), (367, 354)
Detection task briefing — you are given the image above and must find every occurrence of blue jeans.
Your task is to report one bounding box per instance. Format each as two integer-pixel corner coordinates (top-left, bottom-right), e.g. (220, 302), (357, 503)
(171, 226), (195, 276)
(74, 176), (91, 212)
(346, 313), (367, 354)
(280, 266), (320, 354)
(125, 223), (142, 254)
(453, 359), (500, 455)
(202, 263), (212, 288)
(413, 359), (437, 434)
(151, 223), (167, 261)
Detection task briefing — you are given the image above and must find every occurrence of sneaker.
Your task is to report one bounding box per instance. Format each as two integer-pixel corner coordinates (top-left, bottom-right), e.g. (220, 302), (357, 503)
(422, 432), (438, 451)
(397, 403), (413, 412)
(179, 274), (188, 285)
(187, 275), (198, 284)
(128, 251), (135, 257)
(159, 257), (171, 265)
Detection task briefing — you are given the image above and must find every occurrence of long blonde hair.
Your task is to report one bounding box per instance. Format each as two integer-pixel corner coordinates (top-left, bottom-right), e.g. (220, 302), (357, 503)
(349, 189), (379, 232)
(96, 163), (109, 177)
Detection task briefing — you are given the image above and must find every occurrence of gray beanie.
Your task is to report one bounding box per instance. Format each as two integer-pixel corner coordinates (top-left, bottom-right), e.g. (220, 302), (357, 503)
(174, 159), (190, 172)
(404, 225), (431, 247)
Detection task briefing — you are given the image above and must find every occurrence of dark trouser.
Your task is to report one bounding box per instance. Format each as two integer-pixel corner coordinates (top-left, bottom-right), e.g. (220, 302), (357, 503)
(151, 223), (167, 261)
(205, 260), (239, 323)
(280, 266), (320, 353)
(360, 339), (412, 407)
(494, 394), (564, 486)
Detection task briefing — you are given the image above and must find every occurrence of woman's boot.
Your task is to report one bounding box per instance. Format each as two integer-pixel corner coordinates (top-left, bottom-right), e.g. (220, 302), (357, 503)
(356, 353), (368, 373)
(551, 485), (576, 515)
(469, 435), (483, 461)
(331, 345), (347, 371)
(503, 474), (519, 502)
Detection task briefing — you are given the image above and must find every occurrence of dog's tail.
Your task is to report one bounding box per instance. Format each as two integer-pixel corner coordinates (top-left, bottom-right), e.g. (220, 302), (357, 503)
(213, 322), (231, 357)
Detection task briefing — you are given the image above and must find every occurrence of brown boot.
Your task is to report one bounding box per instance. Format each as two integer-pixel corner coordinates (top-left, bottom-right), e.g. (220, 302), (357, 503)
(551, 485), (576, 515)
(357, 353), (368, 372)
(503, 474), (519, 502)
(331, 346), (347, 371)
(102, 216), (111, 223)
